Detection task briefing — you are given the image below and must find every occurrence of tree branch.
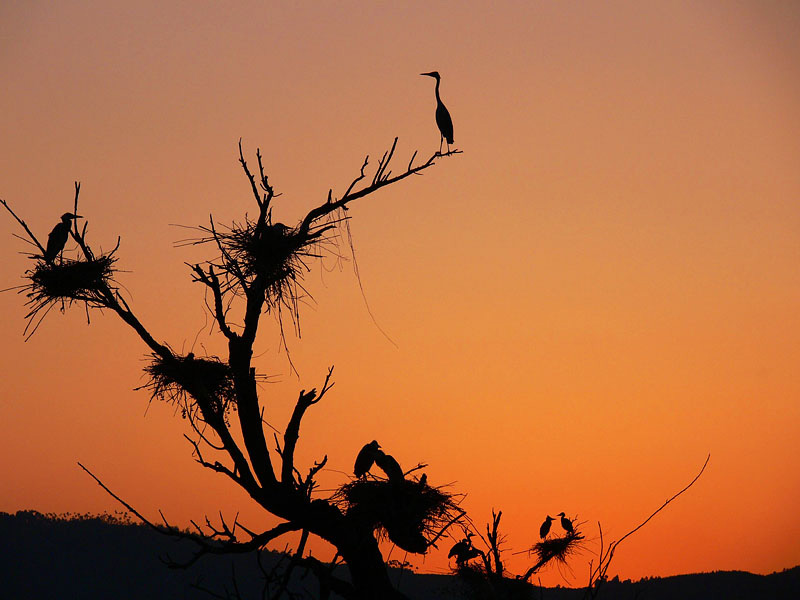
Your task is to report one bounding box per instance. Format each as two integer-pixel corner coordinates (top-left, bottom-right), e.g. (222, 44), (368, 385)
(298, 140), (459, 238)
(584, 453), (711, 598)
(281, 367), (335, 485)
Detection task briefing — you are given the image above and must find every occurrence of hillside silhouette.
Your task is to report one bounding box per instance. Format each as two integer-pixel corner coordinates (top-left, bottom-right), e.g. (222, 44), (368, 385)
(1, 511), (798, 599)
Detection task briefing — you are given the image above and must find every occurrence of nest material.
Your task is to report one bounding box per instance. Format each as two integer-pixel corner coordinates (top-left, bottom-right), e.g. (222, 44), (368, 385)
(211, 221), (323, 311)
(29, 255), (115, 299)
(20, 254), (118, 338)
(141, 353), (237, 422)
(532, 530), (585, 566)
(332, 478), (461, 554)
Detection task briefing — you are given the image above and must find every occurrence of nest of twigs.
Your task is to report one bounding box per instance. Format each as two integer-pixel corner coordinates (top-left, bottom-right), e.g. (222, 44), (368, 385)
(29, 255), (115, 299)
(203, 219), (329, 315)
(20, 255), (117, 337)
(532, 530), (585, 567)
(141, 353), (237, 422)
(332, 478), (462, 554)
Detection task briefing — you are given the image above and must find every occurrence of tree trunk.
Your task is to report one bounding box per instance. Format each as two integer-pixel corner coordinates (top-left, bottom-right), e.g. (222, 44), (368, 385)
(339, 535), (408, 600)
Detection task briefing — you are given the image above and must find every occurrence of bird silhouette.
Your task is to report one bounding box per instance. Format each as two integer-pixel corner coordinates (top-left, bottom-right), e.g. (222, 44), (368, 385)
(448, 533), (481, 563)
(374, 449), (404, 482)
(43, 212), (81, 263)
(539, 515), (554, 539)
(421, 71), (454, 155)
(353, 440), (381, 478)
(557, 512), (574, 534)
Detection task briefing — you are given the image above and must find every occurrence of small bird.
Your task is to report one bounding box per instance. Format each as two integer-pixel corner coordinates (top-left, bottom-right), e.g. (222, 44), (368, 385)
(539, 515), (554, 539)
(374, 450), (405, 482)
(418, 473), (428, 486)
(557, 512), (574, 534)
(43, 212), (81, 263)
(353, 440), (381, 478)
(420, 71), (454, 155)
(448, 533), (481, 563)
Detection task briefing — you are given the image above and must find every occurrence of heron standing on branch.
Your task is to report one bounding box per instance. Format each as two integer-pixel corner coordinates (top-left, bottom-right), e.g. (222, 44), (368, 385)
(421, 71), (454, 154)
(43, 212), (81, 263)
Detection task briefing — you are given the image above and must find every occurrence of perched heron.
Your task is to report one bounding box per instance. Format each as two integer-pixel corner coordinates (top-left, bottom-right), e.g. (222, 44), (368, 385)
(539, 515), (554, 539)
(353, 440), (381, 478)
(420, 71), (454, 154)
(375, 449), (404, 482)
(557, 512), (574, 534)
(43, 212), (81, 263)
(448, 533), (481, 563)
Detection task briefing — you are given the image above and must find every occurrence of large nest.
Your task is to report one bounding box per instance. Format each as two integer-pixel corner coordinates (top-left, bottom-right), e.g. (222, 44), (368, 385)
(141, 353), (237, 423)
(332, 478), (462, 554)
(20, 254), (117, 338)
(531, 530), (585, 567)
(29, 255), (115, 298)
(204, 219), (333, 315)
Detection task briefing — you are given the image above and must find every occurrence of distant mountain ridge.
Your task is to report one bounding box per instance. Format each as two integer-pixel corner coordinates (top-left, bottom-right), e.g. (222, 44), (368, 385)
(1, 510), (797, 599)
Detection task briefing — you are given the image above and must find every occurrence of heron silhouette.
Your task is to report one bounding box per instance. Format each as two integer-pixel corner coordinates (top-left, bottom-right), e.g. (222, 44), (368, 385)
(539, 515), (554, 539)
(353, 440), (381, 478)
(421, 71), (454, 154)
(448, 532), (481, 564)
(557, 512), (574, 534)
(374, 449), (404, 482)
(43, 212), (81, 263)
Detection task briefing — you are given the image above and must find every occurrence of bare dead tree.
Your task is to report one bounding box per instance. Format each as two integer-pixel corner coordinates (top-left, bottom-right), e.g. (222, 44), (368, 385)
(2, 138), (462, 600)
(583, 453), (711, 599)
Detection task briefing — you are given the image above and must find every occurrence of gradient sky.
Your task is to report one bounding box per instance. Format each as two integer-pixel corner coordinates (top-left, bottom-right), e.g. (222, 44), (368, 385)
(1, 1), (799, 586)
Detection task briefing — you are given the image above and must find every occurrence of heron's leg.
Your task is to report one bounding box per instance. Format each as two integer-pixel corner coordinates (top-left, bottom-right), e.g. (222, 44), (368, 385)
(439, 135), (443, 155)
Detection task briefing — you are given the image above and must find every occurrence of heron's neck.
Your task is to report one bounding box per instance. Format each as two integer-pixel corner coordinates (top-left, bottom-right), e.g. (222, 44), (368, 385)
(434, 78), (441, 102)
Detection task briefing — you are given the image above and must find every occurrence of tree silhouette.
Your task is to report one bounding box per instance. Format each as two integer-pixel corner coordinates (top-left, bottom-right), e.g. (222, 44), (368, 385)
(2, 129), (709, 600)
(2, 137), (465, 599)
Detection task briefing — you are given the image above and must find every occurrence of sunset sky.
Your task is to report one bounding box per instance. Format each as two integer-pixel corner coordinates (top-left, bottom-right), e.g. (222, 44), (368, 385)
(1, 1), (799, 587)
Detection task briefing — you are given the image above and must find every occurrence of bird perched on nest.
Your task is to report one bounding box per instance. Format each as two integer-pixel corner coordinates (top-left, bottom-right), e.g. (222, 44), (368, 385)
(448, 532), (481, 564)
(43, 212), (81, 263)
(557, 512), (574, 534)
(354, 440), (381, 478)
(420, 71), (454, 155)
(540, 515), (555, 539)
(375, 450), (405, 483)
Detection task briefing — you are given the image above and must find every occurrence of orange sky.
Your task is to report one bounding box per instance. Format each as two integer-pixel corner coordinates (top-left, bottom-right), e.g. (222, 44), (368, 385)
(1, 1), (799, 587)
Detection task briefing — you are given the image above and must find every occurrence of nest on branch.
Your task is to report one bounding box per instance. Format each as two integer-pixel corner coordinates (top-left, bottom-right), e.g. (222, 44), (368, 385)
(531, 530), (585, 567)
(141, 353), (237, 423)
(332, 478), (462, 555)
(20, 254), (117, 337)
(189, 213), (344, 330)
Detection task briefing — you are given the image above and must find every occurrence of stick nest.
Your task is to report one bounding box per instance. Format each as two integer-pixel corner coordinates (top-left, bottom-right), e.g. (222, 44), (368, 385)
(29, 255), (116, 299)
(532, 530), (585, 567)
(201, 219), (333, 318)
(19, 254), (118, 338)
(332, 478), (462, 554)
(141, 353), (237, 423)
